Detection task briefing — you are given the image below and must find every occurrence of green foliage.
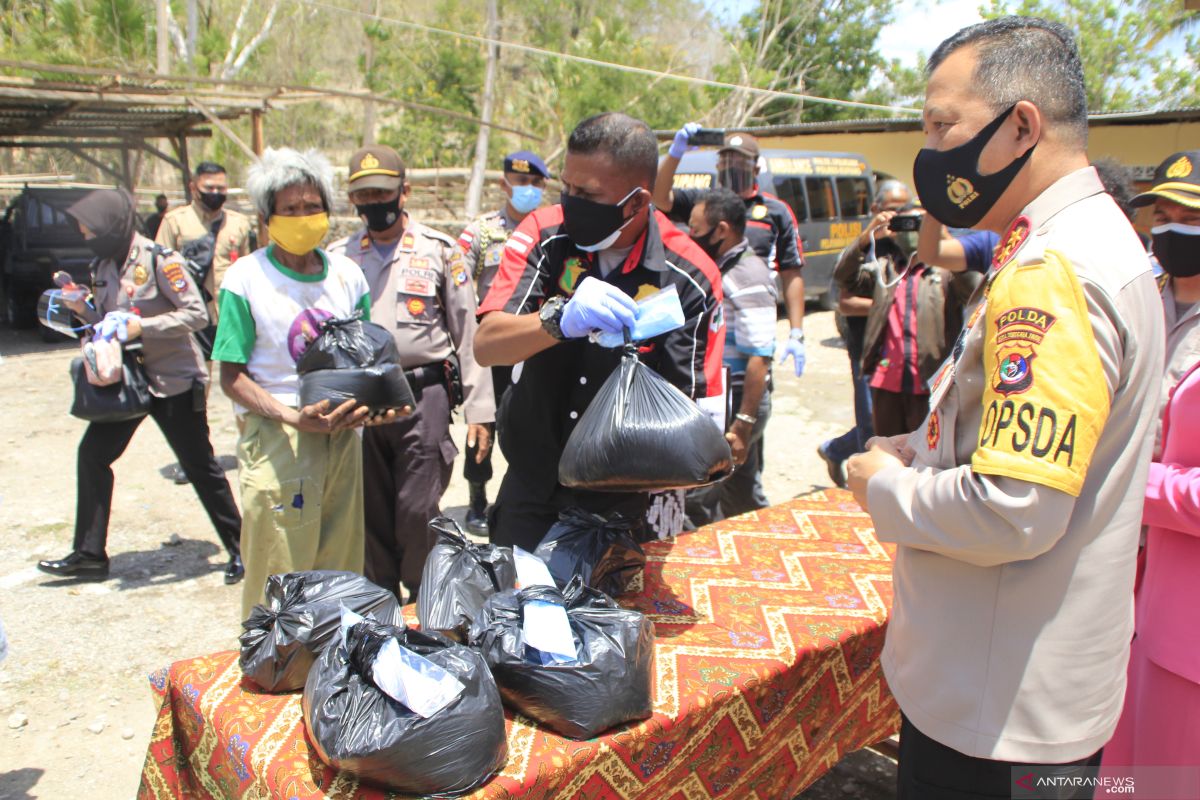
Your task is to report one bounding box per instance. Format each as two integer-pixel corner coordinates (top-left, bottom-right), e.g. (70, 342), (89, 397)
(983, 0), (1200, 111)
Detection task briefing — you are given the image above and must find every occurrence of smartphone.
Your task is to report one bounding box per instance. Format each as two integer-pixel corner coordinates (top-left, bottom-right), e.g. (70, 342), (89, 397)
(888, 214), (923, 232)
(687, 128), (725, 147)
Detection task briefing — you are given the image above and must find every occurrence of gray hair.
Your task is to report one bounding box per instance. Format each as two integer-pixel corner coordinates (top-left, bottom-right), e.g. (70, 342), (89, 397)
(874, 179), (911, 206)
(245, 147), (335, 220)
(928, 17), (1087, 149)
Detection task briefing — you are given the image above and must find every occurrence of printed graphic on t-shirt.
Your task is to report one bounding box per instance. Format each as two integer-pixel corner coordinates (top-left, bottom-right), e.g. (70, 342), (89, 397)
(287, 308), (334, 362)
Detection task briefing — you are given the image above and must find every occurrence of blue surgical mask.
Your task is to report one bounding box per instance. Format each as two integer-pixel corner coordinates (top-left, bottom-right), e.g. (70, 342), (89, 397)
(508, 183), (543, 214)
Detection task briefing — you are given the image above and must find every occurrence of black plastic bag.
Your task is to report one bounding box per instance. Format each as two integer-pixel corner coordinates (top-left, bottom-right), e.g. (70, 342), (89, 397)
(418, 517), (517, 639)
(533, 507), (645, 597)
(296, 315), (414, 412)
(469, 578), (655, 740)
(558, 348), (732, 491)
(303, 619), (507, 795)
(239, 570), (401, 692)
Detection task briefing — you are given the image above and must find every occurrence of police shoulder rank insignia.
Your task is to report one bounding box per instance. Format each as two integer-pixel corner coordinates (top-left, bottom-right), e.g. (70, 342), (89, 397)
(751, 204), (768, 220)
(972, 250), (1109, 497)
(559, 256), (586, 295)
(401, 232), (415, 250)
(132, 264), (150, 286)
(926, 409), (941, 450)
(163, 261), (189, 293)
(993, 215), (1031, 270)
(360, 235), (371, 250)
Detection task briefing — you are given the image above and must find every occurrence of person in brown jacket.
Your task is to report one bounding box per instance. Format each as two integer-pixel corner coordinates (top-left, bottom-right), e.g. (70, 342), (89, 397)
(833, 181), (979, 437)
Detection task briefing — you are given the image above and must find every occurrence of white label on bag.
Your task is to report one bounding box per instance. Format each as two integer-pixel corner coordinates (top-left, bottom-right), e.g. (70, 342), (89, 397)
(513, 546), (556, 589)
(522, 599), (577, 664)
(372, 637), (465, 718)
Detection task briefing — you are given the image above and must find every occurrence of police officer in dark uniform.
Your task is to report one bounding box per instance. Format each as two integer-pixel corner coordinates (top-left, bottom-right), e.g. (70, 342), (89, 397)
(456, 149), (550, 533)
(654, 127), (809, 376)
(475, 112), (727, 552)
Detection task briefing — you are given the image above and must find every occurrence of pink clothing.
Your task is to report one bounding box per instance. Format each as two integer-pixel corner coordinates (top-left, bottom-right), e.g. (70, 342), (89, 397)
(868, 265), (930, 396)
(1101, 360), (1200, 785)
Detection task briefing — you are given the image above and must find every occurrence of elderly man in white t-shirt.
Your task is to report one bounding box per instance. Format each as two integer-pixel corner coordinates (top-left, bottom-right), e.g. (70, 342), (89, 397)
(211, 147), (399, 618)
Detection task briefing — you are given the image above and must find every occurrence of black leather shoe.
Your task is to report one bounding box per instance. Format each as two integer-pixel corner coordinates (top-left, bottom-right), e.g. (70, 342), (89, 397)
(224, 555), (244, 585)
(170, 464), (190, 485)
(465, 482), (489, 536)
(37, 551), (110, 579)
(817, 442), (849, 489)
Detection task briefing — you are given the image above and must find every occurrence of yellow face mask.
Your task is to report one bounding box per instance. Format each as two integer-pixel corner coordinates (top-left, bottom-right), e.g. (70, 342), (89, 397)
(268, 212), (329, 255)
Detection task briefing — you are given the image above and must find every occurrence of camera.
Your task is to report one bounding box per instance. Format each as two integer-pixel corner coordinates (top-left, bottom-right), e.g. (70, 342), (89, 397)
(888, 213), (923, 232)
(687, 128), (726, 147)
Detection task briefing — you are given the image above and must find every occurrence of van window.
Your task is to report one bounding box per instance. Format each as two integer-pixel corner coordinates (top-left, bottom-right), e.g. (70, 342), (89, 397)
(836, 177), (871, 218)
(771, 176), (808, 222)
(805, 178), (836, 221)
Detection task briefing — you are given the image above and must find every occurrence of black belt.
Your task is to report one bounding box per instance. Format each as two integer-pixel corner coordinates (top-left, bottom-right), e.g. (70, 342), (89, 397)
(404, 362), (446, 391)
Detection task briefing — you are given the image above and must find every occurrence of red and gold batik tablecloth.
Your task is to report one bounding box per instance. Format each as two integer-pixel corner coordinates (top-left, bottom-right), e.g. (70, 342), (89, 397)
(138, 489), (900, 799)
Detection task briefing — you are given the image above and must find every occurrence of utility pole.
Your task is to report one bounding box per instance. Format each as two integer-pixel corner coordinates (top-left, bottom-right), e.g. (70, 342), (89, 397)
(156, 0), (170, 74)
(187, 0), (198, 70)
(464, 0), (498, 220)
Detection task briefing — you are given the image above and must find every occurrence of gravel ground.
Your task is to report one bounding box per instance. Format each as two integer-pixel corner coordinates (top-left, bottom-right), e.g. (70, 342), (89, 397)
(0, 306), (897, 799)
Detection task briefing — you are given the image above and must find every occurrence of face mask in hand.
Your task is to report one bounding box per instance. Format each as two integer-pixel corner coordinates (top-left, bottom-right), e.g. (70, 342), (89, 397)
(269, 212), (330, 256)
(1153, 223), (1200, 278)
(561, 187), (639, 252)
(355, 197), (402, 232)
(913, 104), (1037, 228)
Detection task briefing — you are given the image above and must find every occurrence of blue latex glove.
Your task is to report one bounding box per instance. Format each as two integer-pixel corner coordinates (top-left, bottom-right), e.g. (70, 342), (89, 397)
(780, 332), (806, 377)
(96, 310), (138, 342)
(560, 276), (638, 339)
(668, 122), (701, 160)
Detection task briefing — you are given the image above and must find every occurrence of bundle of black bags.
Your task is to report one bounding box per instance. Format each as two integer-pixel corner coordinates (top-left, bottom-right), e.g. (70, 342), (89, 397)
(303, 618), (507, 795)
(469, 577), (655, 740)
(533, 507), (645, 597)
(296, 314), (415, 412)
(418, 517), (517, 639)
(239, 570), (402, 692)
(558, 347), (732, 492)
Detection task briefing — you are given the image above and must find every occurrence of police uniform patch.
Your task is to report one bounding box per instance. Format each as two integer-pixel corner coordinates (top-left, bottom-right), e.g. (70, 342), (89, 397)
(709, 302), (724, 333)
(452, 264), (468, 287)
(484, 242), (504, 267)
(360, 235), (371, 250)
(559, 257), (586, 295)
(132, 264), (150, 286)
(404, 276), (434, 295)
(927, 409), (941, 450)
(410, 257), (430, 268)
(406, 297), (427, 316)
(126, 244), (140, 265)
(163, 261), (188, 293)
(751, 204), (768, 220)
(972, 250), (1109, 497)
(401, 232), (415, 250)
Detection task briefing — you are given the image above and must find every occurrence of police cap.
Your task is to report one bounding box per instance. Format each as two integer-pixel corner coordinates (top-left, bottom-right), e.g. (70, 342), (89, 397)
(348, 145), (405, 192)
(503, 150), (550, 179)
(1131, 151), (1200, 210)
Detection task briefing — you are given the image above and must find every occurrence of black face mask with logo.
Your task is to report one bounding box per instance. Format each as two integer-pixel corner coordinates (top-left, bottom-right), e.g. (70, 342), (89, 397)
(355, 196), (403, 232)
(913, 104), (1037, 229)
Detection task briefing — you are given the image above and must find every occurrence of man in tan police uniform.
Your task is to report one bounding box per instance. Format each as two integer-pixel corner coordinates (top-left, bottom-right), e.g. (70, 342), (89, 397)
(328, 145), (494, 601)
(455, 149), (550, 533)
(847, 18), (1164, 798)
(156, 160), (254, 330)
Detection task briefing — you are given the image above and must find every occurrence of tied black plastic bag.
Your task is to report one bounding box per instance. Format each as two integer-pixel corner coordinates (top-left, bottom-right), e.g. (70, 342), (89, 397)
(303, 618), (507, 795)
(239, 570), (402, 692)
(533, 507), (645, 597)
(418, 517), (517, 639)
(469, 578), (655, 740)
(296, 315), (415, 412)
(558, 348), (732, 491)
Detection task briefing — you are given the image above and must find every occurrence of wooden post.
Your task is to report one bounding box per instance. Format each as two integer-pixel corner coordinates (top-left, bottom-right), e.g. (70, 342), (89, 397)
(250, 109), (264, 155)
(464, 0), (498, 220)
(172, 134), (192, 200)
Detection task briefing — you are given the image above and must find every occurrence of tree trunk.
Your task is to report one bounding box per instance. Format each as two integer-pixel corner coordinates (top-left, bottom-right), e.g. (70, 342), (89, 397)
(465, 0), (499, 220)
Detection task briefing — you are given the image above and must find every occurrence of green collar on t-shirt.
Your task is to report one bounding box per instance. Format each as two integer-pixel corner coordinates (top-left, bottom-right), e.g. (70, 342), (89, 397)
(266, 244), (328, 283)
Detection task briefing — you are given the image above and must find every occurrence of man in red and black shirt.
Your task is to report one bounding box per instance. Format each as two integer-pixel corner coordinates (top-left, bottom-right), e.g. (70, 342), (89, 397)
(654, 128), (808, 376)
(475, 112), (726, 551)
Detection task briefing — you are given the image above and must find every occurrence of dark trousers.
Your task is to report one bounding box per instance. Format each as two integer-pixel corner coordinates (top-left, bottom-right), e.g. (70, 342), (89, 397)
(462, 365), (512, 484)
(898, 715), (1103, 800)
(489, 472), (648, 553)
(362, 382), (455, 599)
(872, 387), (931, 438)
(74, 386), (240, 559)
(685, 390), (771, 528)
(826, 320), (874, 462)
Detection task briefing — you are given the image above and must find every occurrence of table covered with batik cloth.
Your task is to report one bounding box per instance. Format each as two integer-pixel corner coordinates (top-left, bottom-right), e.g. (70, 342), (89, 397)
(138, 489), (900, 800)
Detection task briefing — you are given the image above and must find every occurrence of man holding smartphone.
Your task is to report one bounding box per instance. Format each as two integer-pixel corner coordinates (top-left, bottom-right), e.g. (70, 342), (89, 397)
(831, 181), (977, 437)
(654, 125), (807, 377)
